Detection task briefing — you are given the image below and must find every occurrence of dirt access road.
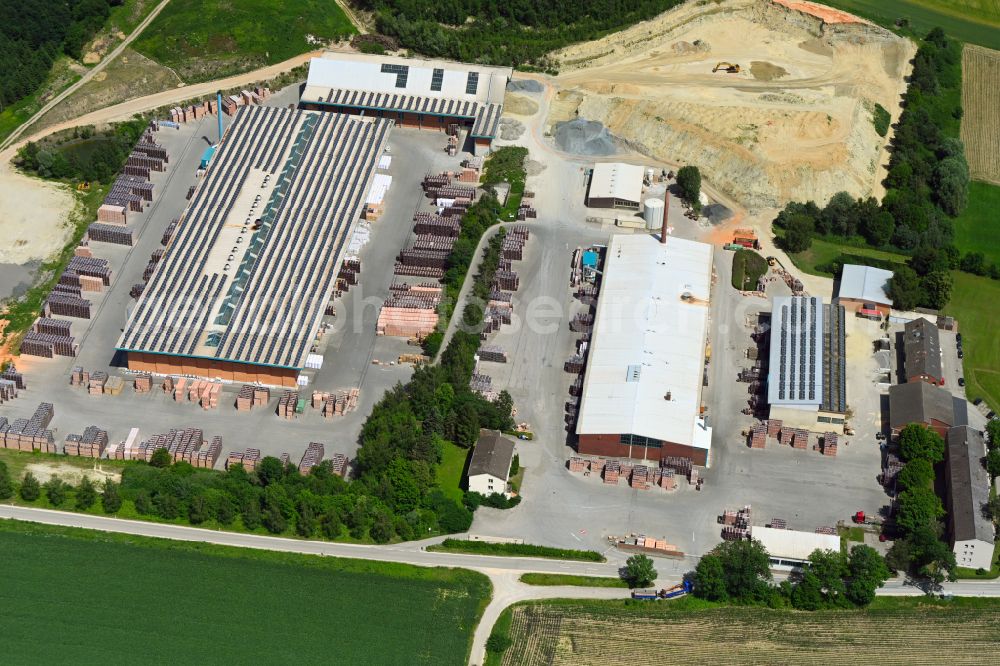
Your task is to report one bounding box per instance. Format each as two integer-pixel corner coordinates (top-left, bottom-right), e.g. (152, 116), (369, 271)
(547, 0), (914, 211)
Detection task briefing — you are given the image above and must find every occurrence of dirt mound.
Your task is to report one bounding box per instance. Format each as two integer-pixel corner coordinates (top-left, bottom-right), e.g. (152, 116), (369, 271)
(507, 79), (544, 93)
(504, 94), (539, 116)
(553, 119), (621, 156)
(750, 61), (788, 81)
(499, 118), (525, 141)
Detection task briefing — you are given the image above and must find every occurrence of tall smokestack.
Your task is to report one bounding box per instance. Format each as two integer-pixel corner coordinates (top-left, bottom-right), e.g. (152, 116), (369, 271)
(217, 90), (224, 144)
(660, 191), (670, 244)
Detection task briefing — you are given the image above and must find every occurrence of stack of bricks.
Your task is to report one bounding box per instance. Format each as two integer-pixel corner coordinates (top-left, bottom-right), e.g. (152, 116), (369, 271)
(65, 426), (109, 458)
(750, 423), (767, 449)
(162, 376), (174, 393)
(618, 461), (634, 479)
(631, 465), (649, 490)
(104, 376), (125, 395)
(298, 442), (325, 475)
(236, 385), (254, 411)
(328, 453), (349, 477)
(315, 389), (359, 417)
(45, 294), (91, 319)
(20, 331), (78, 358)
(173, 377), (188, 401)
(277, 391), (299, 419)
(568, 457), (586, 473)
(1, 403), (55, 451)
(134, 373), (153, 392)
(70, 366), (87, 386)
(1, 364), (26, 389)
(821, 432), (838, 457)
(603, 460), (620, 484)
(88, 372), (108, 395)
(0, 380), (17, 404)
(195, 436), (222, 468)
(661, 456), (692, 478)
(253, 386), (270, 407)
(766, 419), (783, 438)
(229, 447), (261, 471)
(769, 518), (787, 529)
(689, 467), (700, 486)
(792, 428), (808, 450)
(589, 458), (605, 475)
(659, 468), (676, 490)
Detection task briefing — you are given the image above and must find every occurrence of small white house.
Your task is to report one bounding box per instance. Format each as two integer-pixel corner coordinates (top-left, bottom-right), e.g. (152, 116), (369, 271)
(467, 430), (515, 497)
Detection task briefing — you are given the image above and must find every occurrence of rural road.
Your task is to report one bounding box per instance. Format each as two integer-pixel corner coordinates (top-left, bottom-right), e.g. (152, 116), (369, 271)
(4, 504), (1000, 665)
(0, 0), (173, 152)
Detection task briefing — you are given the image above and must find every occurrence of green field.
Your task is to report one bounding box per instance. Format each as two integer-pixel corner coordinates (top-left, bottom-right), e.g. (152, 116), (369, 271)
(731, 250), (768, 290)
(782, 235), (908, 277)
(132, 0), (355, 83)
(945, 271), (1000, 411)
(0, 520), (490, 664)
(953, 181), (1000, 264)
(495, 596), (1000, 665)
(823, 0), (1000, 49)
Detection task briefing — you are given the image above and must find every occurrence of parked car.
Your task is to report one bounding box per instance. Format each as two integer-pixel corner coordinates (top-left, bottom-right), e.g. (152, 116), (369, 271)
(956, 333), (962, 343)
(974, 397), (984, 406)
(958, 377), (965, 387)
(958, 350), (964, 359)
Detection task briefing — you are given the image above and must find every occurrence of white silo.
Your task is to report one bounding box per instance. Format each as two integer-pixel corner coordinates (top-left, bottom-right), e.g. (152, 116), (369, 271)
(644, 198), (665, 229)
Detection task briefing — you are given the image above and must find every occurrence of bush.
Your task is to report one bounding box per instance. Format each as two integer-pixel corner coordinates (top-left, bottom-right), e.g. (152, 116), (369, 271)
(486, 632), (511, 654)
(873, 103), (891, 137)
(623, 554), (658, 588)
(43, 477), (69, 507)
(101, 479), (122, 513)
(19, 472), (40, 502)
(0, 461), (13, 500)
(676, 165), (701, 211)
(75, 477), (97, 510)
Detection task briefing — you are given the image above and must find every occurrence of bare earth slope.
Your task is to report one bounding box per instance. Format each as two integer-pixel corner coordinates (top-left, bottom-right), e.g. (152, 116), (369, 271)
(548, 0), (914, 211)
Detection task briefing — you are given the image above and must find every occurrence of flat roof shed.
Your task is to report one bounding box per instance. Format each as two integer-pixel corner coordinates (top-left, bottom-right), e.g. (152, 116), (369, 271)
(753, 526), (841, 566)
(837, 264), (893, 307)
(586, 163), (644, 209)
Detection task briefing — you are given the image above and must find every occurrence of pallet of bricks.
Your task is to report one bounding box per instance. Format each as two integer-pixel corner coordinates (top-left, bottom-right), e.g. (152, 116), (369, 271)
(133, 373), (153, 393)
(0, 403), (55, 452)
(235, 385), (270, 412)
(568, 456), (587, 473)
(819, 432), (838, 457)
(227, 447), (262, 471)
(87, 372), (108, 395)
(720, 505), (752, 541)
(327, 452), (349, 478)
(276, 391), (299, 419)
(603, 460), (620, 484)
(21, 319), (78, 358)
(299, 442), (325, 475)
(162, 218), (178, 246)
(630, 464), (650, 490)
(185, 380), (221, 409)
(779, 426), (809, 450)
(104, 376), (125, 396)
(312, 389), (359, 418)
(469, 373), (496, 401)
(45, 294), (92, 319)
(749, 422), (767, 449)
(412, 213), (460, 237)
(477, 344), (507, 363)
(87, 223), (135, 246)
(378, 283), (441, 338)
(64, 426), (109, 458)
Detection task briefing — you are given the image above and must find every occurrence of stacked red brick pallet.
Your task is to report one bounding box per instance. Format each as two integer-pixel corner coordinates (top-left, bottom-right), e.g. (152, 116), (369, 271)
(477, 345), (507, 363)
(45, 294), (92, 319)
(227, 447), (261, 470)
(311, 389), (359, 417)
(64, 426), (109, 458)
(298, 442), (325, 475)
(21, 331), (78, 358)
(568, 457), (587, 473)
(603, 461), (620, 484)
(328, 452), (350, 478)
(277, 391), (299, 419)
(0, 403), (55, 451)
(820, 432), (838, 457)
(413, 213), (460, 236)
(1, 364), (26, 390)
(88, 372), (108, 395)
(133, 373), (153, 392)
(750, 423), (767, 449)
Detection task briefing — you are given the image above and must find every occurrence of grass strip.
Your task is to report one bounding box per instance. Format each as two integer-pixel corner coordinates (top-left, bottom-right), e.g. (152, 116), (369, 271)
(519, 573), (628, 587)
(429, 538), (605, 562)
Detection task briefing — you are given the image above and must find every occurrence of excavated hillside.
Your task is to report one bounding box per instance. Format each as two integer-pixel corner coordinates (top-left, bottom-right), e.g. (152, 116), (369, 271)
(548, 0), (914, 211)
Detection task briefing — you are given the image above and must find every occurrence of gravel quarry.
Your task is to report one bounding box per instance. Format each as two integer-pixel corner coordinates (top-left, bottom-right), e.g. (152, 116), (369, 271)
(547, 0), (914, 210)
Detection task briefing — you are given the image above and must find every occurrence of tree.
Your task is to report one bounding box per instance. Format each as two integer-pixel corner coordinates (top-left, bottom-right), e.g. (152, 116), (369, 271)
(509, 454), (520, 477)
(780, 214), (814, 253)
(153, 492), (180, 519)
(321, 510), (343, 539)
(803, 549), (848, 607)
(986, 419), (1000, 451)
(712, 539), (773, 601)
(986, 448), (1000, 479)
(790, 569), (825, 610)
(693, 554), (728, 601)
(262, 504), (288, 534)
(0, 461), (13, 500)
(898, 423), (945, 463)
(188, 494), (211, 524)
(257, 456), (285, 486)
(149, 448), (172, 468)
(101, 479), (122, 513)
(933, 154), (969, 216)
(134, 490), (153, 515)
(887, 266), (923, 311)
(454, 403), (480, 447)
(623, 554), (657, 588)
(19, 472), (41, 501)
(921, 271), (952, 310)
(845, 545), (891, 606)
(75, 477), (97, 510)
(986, 496), (1000, 522)
(960, 252), (988, 276)
(676, 165), (701, 212)
(896, 486), (944, 534)
(242, 499), (262, 530)
(216, 494), (236, 525)
(897, 458), (934, 491)
(44, 477), (69, 507)
(370, 509), (395, 543)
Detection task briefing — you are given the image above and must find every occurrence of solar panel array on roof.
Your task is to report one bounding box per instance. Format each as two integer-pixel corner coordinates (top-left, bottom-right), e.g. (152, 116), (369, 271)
(768, 296), (823, 407)
(117, 106), (391, 370)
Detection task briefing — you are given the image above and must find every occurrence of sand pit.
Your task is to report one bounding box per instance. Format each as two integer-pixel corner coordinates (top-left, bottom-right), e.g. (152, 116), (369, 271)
(0, 156), (75, 264)
(25, 461), (122, 486)
(548, 0), (913, 210)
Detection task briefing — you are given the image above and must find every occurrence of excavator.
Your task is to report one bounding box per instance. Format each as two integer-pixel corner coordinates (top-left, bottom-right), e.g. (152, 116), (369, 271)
(713, 62), (741, 73)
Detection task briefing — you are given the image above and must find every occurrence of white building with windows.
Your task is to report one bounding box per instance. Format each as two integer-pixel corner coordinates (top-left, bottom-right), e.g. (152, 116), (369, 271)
(468, 430), (516, 497)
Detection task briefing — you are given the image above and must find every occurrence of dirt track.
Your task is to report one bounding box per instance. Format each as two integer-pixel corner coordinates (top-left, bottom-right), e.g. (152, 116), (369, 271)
(548, 0), (914, 211)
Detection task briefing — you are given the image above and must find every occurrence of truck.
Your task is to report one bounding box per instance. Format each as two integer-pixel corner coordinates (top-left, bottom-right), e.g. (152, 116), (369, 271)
(630, 580), (693, 600)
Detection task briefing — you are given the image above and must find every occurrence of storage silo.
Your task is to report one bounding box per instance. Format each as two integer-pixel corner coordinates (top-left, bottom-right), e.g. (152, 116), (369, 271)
(644, 198), (665, 229)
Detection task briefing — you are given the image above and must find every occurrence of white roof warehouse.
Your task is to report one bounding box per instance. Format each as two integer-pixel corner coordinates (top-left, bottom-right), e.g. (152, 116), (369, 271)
(576, 234), (714, 466)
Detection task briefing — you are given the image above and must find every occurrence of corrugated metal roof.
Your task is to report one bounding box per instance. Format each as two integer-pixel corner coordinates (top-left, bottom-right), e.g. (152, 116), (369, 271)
(753, 526), (841, 562)
(117, 106), (391, 370)
(946, 426), (994, 544)
(587, 163), (644, 204)
(838, 264), (893, 306)
(575, 235), (713, 450)
(903, 317), (942, 381)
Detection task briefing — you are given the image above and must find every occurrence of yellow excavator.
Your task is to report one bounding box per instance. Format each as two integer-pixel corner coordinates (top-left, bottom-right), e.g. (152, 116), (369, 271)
(713, 62), (741, 73)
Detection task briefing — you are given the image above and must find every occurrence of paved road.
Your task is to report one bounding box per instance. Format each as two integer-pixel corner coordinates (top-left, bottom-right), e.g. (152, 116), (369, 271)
(0, 0), (173, 151)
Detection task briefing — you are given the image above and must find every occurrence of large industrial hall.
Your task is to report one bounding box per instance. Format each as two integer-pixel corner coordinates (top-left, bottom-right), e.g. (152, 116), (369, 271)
(575, 233), (714, 465)
(117, 105), (392, 386)
(299, 52), (511, 151)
